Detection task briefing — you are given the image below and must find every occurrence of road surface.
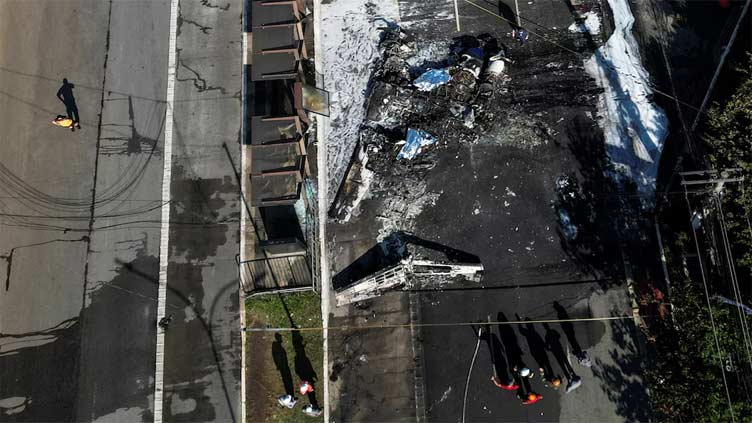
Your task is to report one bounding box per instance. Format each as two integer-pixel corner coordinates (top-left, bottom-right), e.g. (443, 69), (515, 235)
(0, 0), (241, 421)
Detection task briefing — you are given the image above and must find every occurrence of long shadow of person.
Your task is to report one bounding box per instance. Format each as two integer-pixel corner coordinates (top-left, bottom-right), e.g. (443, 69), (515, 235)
(553, 301), (583, 354)
(516, 316), (555, 381)
(542, 322), (578, 382)
(57, 78), (80, 129)
(271, 333), (295, 396)
(496, 312), (525, 371)
(497, 0), (520, 30)
(292, 329), (319, 407)
(487, 333), (513, 384)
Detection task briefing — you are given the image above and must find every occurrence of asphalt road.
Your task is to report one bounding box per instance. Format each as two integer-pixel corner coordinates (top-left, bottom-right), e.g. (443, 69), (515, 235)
(0, 0), (241, 421)
(396, 0), (651, 421)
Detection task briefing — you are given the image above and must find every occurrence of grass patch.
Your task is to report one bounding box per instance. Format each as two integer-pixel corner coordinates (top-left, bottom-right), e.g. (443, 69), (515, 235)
(245, 291), (323, 423)
(246, 291), (322, 330)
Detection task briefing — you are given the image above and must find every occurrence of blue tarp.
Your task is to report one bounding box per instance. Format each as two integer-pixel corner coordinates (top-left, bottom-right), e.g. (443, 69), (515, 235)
(413, 68), (450, 91)
(397, 129), (436, 160)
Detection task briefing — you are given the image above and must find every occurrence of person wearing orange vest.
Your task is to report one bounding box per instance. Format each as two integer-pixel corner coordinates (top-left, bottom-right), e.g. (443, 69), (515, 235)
(491, 375), (519, 391)
(299, 380), (314, 396)
(52, 115), (75, 130)
(522, 392), (543, 405)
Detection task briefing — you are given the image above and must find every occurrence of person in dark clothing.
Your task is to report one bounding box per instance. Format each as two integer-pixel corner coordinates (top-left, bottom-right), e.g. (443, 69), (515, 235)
(57, 79), (81, 129)
(158, 314), (173, 330)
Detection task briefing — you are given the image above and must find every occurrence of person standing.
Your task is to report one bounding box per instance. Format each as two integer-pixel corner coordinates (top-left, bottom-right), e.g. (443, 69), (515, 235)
(57, 78), (81, 129)
(512, 27), (529, 46)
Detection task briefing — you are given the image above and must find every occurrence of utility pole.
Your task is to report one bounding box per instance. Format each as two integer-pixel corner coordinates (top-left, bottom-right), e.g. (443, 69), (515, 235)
(454, 0), (461, 32)
(681, 168), (752, 383)
(679, 168), (744, 192)
(690, 0), (752, 131)
(680, 168), (744, 422)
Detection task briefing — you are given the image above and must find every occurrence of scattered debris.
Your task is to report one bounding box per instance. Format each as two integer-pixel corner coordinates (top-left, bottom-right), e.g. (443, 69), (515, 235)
(398, 128), (437, 160)
(331, 26), (515, 231)
(413, 68), (451, 91)
(568, 11), (602, 35)
(336, 257), (484, 306)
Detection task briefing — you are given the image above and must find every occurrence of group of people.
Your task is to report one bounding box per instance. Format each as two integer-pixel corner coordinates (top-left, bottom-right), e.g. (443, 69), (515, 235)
(479, 309), (592, 407)
(491, 352), (590, 406)
(277, 380), (322, 417)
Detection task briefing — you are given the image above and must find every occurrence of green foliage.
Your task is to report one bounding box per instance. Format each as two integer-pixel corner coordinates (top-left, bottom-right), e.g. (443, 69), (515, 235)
(645, 279), (752, 421)
(246, 291), (322, 329)
(704, 53), (752, 268)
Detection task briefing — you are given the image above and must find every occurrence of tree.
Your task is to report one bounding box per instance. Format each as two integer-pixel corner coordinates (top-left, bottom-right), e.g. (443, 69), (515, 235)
(704, 53), (752, 269)
(645, 277), (752, 421)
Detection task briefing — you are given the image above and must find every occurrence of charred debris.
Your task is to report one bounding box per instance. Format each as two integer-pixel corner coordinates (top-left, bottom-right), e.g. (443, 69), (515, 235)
(330, 26), (516, 223)
(329, 22), (603, 237)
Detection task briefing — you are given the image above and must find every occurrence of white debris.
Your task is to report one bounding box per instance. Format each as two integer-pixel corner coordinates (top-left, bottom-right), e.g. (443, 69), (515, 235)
(583, 0), (669, 194)
(558, 209), (578, 240)
(568, 11), (601, 35)
(505, 187), (517, 197)
(320, 0), (400, 201)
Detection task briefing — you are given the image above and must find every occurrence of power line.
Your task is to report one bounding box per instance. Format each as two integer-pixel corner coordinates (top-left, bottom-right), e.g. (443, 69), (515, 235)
(242, 314), (640, 332)
(714, 193), (752, 372)
(684, 185), (736, 422)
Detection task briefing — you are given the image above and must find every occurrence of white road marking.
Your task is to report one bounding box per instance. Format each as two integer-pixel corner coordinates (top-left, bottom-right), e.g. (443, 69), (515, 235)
(153, 0), (179, 418)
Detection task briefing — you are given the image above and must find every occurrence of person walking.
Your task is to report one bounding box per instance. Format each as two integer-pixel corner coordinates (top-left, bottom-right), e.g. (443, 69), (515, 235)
(158, 314), (173, 330)
(491, 375), (519, 391)
(277, 394), (297, 409)
(521, 392), (543, 405)
(299, 380), (314, 396)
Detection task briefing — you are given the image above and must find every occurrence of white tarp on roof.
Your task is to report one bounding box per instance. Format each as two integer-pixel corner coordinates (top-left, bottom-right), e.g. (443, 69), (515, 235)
(584, 0), (669, 194)
(319, 0), (400, 202)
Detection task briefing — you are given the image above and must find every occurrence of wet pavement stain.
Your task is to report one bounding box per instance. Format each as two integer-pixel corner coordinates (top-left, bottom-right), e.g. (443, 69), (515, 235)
(0, 318), (81, 421)
(163, 261), (239, 422)
(77, 249), (158, 422)
(169, 164), (236, 262)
